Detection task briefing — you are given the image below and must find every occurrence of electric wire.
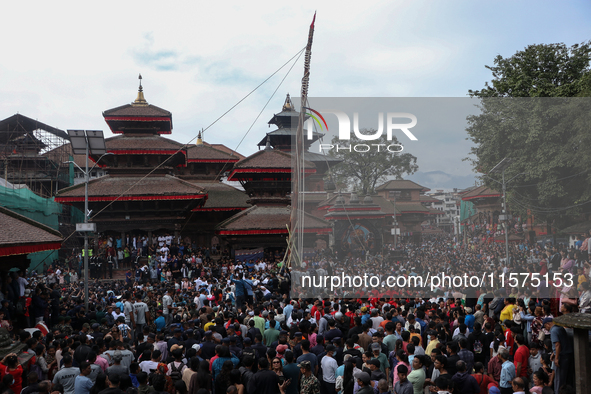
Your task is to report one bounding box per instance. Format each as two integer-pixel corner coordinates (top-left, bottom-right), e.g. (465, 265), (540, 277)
(32, 47), (307, 270)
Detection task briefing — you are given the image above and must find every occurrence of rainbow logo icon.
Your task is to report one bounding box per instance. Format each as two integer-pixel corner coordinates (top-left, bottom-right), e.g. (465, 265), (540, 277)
(303, 107), (328, 132)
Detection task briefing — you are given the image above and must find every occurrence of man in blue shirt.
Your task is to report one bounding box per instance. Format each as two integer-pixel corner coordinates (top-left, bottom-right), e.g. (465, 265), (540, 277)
(463, 308), (475, 333)
(74, 362), (94, 394)
(546, 317), (574, 392)
(155, 310), (166, 332)
(498, 348), (515, 394)
(231, 274), (246, 308)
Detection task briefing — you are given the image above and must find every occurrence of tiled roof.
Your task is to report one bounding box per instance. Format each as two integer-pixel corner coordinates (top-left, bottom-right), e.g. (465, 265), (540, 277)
(234, 149), (315, 169)
(419, 195), (440, 203)
(426, 207), (445, 215)
(189, 181), (250, 209)
(461, 185), (501, 201)
(318, 194), (394, 211)
(303, 152), (342, 164)
(256, 127), (323, 147)
(103, 103), (171, 117)
(0, 206), (62, 248)
(105, 135), (185, 151)
(215, 205), (290, 231)
(187, 144), (239, 162)
(215, 205), (330, 233)
(55, 175), (205, 201)
(557, 221), (591, 235)
(376, 179), (429, 191)
(203, 143), (246, 160)
(302, 212), (331, 230)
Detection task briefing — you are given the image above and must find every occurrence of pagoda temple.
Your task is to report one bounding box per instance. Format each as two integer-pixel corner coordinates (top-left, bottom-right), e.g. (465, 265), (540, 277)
(215, 147), (331, 250)
(257, 95), (341, 192)
(216, 97), (334, 253)
(55, 79), (247, 245)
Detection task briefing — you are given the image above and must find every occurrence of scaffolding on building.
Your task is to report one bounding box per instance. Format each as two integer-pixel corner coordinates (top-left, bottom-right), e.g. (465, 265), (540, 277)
(0, 114), (72, 198)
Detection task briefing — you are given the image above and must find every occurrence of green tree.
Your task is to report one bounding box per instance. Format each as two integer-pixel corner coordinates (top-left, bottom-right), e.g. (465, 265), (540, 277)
(466, 41), (591, 226)
(328, 131), (418, 195)
(469, 42), (591, 98)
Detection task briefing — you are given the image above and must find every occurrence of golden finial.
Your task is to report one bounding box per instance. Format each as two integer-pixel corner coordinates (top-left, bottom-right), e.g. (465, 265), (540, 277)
(282, 93), (293, 111)
(196, 129), (203, 145)
(132, 74), (148, 106)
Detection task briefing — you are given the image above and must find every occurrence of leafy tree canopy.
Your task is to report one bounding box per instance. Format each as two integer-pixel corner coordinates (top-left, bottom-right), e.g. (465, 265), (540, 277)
(467, 41), (591, 226)
(328, 131), (418, 195)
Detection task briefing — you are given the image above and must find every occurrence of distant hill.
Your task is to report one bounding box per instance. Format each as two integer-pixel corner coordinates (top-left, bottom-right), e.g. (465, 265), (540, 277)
(407, 171), (477, 191)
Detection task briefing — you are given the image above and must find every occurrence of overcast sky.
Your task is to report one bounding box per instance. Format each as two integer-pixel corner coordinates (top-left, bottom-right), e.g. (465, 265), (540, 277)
(1, 0), (589, 178)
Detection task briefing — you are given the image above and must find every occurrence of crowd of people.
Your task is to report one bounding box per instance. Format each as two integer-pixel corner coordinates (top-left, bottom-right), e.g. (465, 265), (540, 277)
(0, 231), (590, 394)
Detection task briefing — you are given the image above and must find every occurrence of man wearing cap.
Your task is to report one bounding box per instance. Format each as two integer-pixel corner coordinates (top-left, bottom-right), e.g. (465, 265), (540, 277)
(355, 372), (372, 394)
(200, 331), (217, 361)
(371, 342), (389, 378)
(106, 351), (129, 376)
(545, 317), (574, 392)
(360, 307), (370, 326)
(184, 329), (199, 350)
(168, 328), (185, 350)
(369, 332), (388, 356)
(299, 360), (320, 394)
(321, 344), (338, 394)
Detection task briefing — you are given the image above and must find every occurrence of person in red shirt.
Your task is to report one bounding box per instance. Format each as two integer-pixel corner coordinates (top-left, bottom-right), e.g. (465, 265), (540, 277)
(513, 334), (529, 378)
(0, 353), (23, 394)
(504, 322), (516, 356)
(472, 362), (496, 394)
(310, 300), (323, 322)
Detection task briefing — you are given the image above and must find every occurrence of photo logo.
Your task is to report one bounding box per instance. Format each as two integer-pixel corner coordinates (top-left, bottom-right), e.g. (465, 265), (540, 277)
(303, 107), (328, 132)
(304, 110), (418, 153)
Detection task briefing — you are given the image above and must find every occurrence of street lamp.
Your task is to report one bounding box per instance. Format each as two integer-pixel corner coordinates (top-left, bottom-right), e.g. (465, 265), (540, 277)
(67, 130), (108, 311)
(490, 157), (514, 266)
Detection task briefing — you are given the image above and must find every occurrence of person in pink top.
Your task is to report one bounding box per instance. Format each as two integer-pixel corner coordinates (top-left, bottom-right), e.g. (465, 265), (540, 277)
(392, 349), (410, 389)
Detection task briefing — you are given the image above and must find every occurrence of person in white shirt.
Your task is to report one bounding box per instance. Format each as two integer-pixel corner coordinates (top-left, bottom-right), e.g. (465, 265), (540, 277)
(16, 272), (28, 297)
(162, 289), (173, 327)
(112, 307), (125, 322)
(321, 345), (338, 393)
(140, 349), (161, 374)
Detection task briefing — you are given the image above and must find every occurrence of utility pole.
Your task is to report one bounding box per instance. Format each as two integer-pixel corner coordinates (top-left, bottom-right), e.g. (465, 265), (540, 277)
(67, 130), (109, 311)
(490, 157), (515, 266)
